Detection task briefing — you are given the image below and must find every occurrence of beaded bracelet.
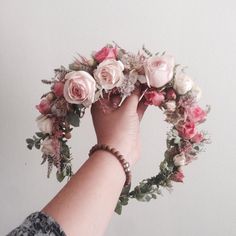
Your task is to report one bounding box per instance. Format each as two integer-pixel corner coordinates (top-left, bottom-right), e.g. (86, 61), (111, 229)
(88, 144), (131, 187)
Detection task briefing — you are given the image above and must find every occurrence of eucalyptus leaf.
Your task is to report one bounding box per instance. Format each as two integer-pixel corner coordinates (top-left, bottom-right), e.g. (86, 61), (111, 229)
(35, 142), (41, 149)
(27, 144), (33, 150)
(66, 112), (80, 127)
(26, 138), (34, 144)
(35, 132), (44, 138)
(114, 201), (122, 215)
(151, 194), (157, 199)
(56, 171), (65, 182)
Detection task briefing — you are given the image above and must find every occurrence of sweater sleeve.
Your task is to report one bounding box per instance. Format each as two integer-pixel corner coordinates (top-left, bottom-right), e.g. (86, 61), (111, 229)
(7, 211), (66, 236)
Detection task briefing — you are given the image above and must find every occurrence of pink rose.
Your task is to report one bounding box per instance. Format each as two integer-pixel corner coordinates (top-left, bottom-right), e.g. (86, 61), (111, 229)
(36, 99), (51, 114)
(187, 106), (206, 123)
(94, 59), (124, 90)
(191, 133), (204, 143)
(171, 171), (184, 183)
(94, 46), (118, 63)
(63, 71), (96, 107)
(144, 55), (175, 88)
(144, 90), (165, 106)
(53, 81), (64, 97)
(177, 121), (197, 139)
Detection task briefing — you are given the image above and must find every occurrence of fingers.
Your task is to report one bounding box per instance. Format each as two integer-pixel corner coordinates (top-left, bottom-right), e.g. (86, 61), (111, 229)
(91, 94), (122, 115)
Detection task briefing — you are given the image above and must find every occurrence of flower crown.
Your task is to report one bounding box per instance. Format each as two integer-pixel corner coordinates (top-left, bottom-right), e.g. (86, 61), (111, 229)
(26, 43), (210, 214)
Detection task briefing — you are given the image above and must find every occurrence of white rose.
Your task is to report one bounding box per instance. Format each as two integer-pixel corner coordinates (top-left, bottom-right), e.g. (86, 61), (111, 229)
(144, 55), (175, 88)
(41, 138), (55, 156)
(191, 83), (202, 101)
(174, 73), (193, 95)
(94, 59), (124, 90)
(63, 71), (96, 108)
(173, 153), (186, 166)
(165, 101), (176, 112)
(36, 115), (53, 134)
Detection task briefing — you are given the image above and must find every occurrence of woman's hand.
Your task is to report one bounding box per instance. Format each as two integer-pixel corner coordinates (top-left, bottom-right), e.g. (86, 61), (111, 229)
(91, 89), (148, 166)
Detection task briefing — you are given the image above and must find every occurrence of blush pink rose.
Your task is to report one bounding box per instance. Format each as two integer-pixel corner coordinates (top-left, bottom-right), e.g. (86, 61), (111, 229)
(144, 90), (165, 106)
(53, 81), (64, 97)
(144, 55), (175, 88)
(94, 59), (124, 90)
(187, 106), (207, 123)
(94, 47), (118, 62)
(191, 133), (204, 143)
(36, 99), (51, 114)
(177, 121), (197, 139)
(171, 171), (184, 183)
(63, 71), (96, 107)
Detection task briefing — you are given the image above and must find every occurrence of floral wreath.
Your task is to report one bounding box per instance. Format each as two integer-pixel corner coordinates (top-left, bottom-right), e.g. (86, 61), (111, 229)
(26, 42), (210, 214)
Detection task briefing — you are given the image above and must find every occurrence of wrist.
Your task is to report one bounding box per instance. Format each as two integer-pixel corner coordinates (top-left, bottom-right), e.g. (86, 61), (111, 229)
(96, 139), (133, 165)
(89, 144), (132, 187)
(89, 149), (126, 184)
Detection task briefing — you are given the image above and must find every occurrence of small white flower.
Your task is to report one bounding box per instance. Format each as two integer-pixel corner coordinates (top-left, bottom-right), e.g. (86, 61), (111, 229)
(191, 83), (202, 101)
(173, 153), (186, 166)
(174, 73), (193, 95)
(41, 138), (55, 156)
(36, 115), (53, 134)
(165, 101), (176, 112)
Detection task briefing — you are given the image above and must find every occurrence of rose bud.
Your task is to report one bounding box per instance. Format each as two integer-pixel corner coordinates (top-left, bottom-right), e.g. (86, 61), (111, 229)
(46, 92), (54, 101)
(144, 90), (165, 106)
(36, 99), (51, 114)
(65, 132), (72, 139)
(53, 81), (64, 97)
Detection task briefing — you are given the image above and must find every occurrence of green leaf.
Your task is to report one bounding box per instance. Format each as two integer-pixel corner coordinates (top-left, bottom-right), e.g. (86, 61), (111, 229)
(121, 183), (131, 196)
(35, 132), (44, 138)
(56, 171), (65, 182)
(114, 201), (122, 215)
(66, 112), (80, 127)
(27, 144), (33, 150)
(144, 194), (152, 201)
(35, 141), (41, 149)
(26, 138), (34, 144)
(151, 194), (157, 199)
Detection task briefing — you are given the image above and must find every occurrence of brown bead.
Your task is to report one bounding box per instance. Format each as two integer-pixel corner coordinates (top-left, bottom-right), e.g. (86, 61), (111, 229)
(65, 132), (72, 139)
(88, 144), (131, 188)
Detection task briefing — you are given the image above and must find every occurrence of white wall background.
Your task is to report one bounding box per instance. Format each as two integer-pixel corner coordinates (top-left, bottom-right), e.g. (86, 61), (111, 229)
(1, 0), (236, 235)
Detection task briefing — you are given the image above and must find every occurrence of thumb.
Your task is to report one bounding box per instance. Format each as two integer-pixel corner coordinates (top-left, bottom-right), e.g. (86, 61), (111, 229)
(120, 88), (141, 112)
(137, 99), (148, 121)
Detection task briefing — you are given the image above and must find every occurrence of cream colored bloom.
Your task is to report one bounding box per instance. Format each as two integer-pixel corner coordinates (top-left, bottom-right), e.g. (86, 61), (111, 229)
(165, 101), (176, 112)
(173, 153), (186, 166)
(41, 138), (55, 156)
(191, 83), (202, 101)
(174, 73), (193, 95)
(94, 59), (124, 90)
(36, 115), (53, 134)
